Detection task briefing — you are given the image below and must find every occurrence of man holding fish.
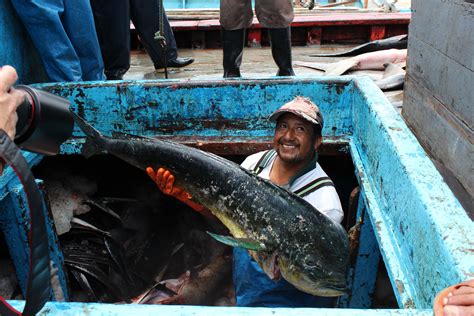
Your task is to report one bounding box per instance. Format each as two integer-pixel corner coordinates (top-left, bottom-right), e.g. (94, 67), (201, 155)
(147, 96), (344, 307)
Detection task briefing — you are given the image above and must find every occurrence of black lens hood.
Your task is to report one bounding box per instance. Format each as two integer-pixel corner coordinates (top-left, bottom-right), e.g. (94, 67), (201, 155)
(14, 85), (74, 156)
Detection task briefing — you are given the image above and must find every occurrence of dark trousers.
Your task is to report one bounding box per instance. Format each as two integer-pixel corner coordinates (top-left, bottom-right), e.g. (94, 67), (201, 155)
(91, 0), (177, 78)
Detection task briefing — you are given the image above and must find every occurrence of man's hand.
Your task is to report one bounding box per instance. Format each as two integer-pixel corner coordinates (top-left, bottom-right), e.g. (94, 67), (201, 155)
(0, 65), (24, 174)
(0, 65), (24, 140)
(146, 167), (205, 213)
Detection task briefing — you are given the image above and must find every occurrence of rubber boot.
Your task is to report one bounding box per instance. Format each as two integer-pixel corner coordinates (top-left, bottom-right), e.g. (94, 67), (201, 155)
(268, 28), (295, 76)
(222, 28), (245, 78)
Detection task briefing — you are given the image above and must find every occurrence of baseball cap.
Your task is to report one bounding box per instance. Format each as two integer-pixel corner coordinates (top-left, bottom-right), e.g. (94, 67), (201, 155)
(269, 96), (324, 129)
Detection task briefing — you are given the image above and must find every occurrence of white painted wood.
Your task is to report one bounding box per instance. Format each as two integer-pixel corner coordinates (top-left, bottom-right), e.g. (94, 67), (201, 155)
(403, 75), (473, 198)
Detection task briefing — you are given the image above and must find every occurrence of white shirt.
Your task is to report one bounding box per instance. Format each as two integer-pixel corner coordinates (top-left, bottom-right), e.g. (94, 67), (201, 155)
(241, 151), (344, 224)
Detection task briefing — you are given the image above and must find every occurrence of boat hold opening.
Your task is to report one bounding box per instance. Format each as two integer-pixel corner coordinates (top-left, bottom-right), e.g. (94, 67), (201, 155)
(0, 77), (470, 315)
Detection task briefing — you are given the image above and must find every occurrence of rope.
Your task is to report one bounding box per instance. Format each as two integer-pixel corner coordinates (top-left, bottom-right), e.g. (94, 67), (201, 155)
(298, 0), (315, 10)
(154, 0), (168, 78)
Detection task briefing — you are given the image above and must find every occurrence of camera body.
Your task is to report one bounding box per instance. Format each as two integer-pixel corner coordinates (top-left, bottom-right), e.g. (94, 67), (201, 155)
(14, 85), (74, 156)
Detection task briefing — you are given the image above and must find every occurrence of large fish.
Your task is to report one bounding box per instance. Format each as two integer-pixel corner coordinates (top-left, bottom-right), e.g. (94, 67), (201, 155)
(295, 48), (407, 76)
(73, 113), (349, 297)
(309, 34), (408, 57)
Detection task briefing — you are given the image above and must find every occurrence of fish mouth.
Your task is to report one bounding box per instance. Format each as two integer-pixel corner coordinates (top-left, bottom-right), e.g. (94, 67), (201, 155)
(252, 251), (282, 281)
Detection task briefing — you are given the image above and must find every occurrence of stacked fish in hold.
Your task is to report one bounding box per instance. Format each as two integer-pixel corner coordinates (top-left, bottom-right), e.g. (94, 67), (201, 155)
(73, 113), (350, 297)
(295, 35), (408, 90)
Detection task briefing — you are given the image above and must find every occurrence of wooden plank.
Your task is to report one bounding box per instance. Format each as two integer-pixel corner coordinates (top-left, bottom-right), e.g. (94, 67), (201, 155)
(192, 30), (206, 49)
(406, 35), (473, 130)
(247, 29), (262, 48)
(169, 13), (411, 31)
(307, 26), (322, 45)
(402, 75), (474, 198)
(410, 0), (473, 70)
(370, 25), (386, 40)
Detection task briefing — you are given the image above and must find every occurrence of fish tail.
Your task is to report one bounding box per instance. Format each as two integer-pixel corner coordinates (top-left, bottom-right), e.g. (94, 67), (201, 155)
(71, 112), (106, 158)
(325, 60), (358, 76)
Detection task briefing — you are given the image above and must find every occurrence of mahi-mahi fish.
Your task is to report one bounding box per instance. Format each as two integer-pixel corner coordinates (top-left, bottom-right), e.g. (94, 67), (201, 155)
(73, 113), (349, 297)
(295, 48), (407, 76)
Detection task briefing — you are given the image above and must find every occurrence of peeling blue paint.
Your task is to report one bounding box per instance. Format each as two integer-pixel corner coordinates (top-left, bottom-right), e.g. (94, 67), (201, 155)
(11, 76), (467, 314)
(7, 300), (432, 315)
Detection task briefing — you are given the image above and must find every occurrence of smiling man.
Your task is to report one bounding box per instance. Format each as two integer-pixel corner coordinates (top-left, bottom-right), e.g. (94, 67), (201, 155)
(232, 96), (344, 307)
(147, 96), (344, 307)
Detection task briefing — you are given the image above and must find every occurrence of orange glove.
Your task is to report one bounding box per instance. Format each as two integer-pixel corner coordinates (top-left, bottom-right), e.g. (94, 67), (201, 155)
(146, 167), (205, 213)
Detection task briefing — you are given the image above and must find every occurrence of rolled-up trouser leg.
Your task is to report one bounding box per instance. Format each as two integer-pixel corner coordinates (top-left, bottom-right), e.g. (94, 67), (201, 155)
(268, 27), (295, 76)
(220, 0), (253, 30)
(255, 0), (294, 29)
(222, 28), (245, 78)
(63, 0), (105, 81)
(11, 0), (83, 82)
(91, 0), (130, 80)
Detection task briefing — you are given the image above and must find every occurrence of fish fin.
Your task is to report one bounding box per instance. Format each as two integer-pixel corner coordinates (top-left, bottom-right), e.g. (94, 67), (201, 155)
(72, 112), (104, 140)
(325, 59), (358, 76)
(293, 61), (329, 72)
(206, 232), (266, 251)
(71, 112), (107, 157)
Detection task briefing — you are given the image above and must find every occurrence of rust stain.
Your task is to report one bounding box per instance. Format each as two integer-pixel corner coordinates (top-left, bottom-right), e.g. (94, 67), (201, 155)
(403, 298), (416, 309)
(396, 279), (405, 293)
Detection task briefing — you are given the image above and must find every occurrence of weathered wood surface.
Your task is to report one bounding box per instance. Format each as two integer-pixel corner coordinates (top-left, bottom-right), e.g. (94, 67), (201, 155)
(403, 76), (473, 202)
(402, 0), (474, 206)
(406, 35), (473, 129)
(408, 0), (473, 70)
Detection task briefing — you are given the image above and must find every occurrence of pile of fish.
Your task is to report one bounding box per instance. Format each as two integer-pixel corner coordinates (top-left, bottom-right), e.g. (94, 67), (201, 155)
(73, 113), (350, 297)
(36, 154), (233, 304)
(295, 35), (408, 91)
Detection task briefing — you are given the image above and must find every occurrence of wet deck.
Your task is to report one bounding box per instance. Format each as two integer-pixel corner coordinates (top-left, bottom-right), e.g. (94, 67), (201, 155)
(125, 45), (404, 111)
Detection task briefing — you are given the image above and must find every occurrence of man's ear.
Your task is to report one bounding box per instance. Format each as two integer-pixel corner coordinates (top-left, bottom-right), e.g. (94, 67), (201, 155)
(314, 135), (322, 151)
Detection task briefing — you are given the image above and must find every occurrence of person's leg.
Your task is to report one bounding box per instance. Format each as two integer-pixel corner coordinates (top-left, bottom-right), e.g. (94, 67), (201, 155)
(10, 0), (83, 82)
(255, 0), (295, 76)
(219, 0), (252, 78)
(63, 0), (105, 81)
(90, 0), (130, 80)
(130, 0), (193, 69)
(268, 27), (295, 76)
(161, 11), (194, 68)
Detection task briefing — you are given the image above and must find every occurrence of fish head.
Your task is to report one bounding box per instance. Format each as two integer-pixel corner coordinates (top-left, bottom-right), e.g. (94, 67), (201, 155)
(251, 249), (347, 297)
(276, 255), (347, 297)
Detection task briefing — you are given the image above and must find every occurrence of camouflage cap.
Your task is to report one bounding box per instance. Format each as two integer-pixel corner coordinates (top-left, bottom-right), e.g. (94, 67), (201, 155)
(269, 96), (324, 129)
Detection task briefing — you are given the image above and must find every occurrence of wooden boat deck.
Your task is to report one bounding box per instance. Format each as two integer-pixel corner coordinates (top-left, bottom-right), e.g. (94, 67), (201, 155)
(124, 45), (405, 112)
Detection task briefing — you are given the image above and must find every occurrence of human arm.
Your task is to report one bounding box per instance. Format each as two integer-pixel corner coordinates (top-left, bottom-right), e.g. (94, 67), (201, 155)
(146, 167), (215, 218)
(0, 65), (24, 174)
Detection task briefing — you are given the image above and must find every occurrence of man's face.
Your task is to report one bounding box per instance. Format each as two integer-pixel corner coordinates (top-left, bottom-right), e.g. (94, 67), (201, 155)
(273, 113), (321, 164)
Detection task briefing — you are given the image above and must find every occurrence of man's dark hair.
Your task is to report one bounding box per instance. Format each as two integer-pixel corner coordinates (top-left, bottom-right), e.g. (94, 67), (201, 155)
(313, 124), (322, 138)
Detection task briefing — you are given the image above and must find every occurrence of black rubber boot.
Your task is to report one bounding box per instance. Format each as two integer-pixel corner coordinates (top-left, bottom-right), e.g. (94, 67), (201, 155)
(222, 28), (245, 78)
(268, 27), (295, 76)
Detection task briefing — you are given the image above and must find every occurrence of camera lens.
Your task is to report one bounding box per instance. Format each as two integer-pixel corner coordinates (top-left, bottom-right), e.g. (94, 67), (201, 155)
(14, 86), (74, 156)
